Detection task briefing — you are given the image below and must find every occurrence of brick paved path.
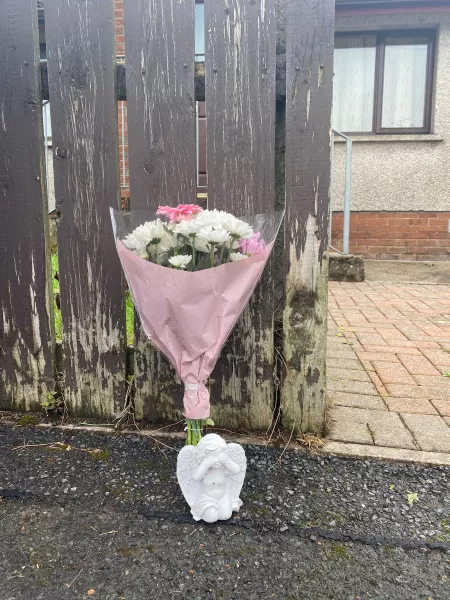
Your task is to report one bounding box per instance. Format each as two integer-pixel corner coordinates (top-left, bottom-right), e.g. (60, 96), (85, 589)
(326, 281), (450, 461)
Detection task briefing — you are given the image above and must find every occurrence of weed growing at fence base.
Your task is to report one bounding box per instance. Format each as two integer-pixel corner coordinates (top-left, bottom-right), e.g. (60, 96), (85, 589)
(51, 251), (62, 342)
(125, 290), (134, 346)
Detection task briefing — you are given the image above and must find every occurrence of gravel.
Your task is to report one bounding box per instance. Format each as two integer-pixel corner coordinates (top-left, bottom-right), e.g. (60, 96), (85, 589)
(1, 423), (450, 599)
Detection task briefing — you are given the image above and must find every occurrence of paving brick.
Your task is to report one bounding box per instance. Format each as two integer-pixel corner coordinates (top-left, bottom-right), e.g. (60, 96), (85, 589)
(372, 362), (416, 385)
(406, 341), (441, 349)
(359, 358), (375, 372)
(327, 347), (357, 360)
(430, 398), (450, 417)
(414, 375), (450, 387)
(376, 328), (408, 341)
(327, 368), (371, 383)
(368, 371), (389, 397)
(385, 385), (427, 399)
(402, 414), (450, 452)
(328, 407), (375, 445)
(356, 333), (387, 345)
(361, 344), (421, 355)
(384, 397), (438, 415)
(326, 358), (364, 371)
(329, 391), (387, 410)
(356, 351), (400, 363)
(327, 379), (379, 396)
(397, 354), (441, 376)
(329, 406), (416, 449)
(366, 410), (417, 449)
(421, 348), (450, 367)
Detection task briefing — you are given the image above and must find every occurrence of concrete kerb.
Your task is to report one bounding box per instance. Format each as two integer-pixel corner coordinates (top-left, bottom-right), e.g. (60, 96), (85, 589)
(15, 421), (450, 467)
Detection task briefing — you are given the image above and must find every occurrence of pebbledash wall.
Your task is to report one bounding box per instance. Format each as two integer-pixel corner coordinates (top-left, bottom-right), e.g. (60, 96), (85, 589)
(331, 8), (450, 261)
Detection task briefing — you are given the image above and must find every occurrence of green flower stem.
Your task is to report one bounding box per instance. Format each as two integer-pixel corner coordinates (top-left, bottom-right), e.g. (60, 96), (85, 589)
(219, 243), (226, 265)
(187, 419), (192, 445)
(192, 235), (196, 270)
(186, 419), (204, 445)
(210, 245), (215, 268)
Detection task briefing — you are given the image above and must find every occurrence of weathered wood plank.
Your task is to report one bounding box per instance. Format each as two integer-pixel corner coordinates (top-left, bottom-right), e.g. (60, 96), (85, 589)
(281, 0), (334, 433)
(205, 0), (277, 429)
(45, 0), (126, 417)
(0, 0), (54, 411)
(123, 0), (196, 421)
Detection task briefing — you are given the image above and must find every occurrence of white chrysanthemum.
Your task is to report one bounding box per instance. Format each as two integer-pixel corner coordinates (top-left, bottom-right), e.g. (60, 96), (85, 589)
(197, 226), (231, 245)
(225, 216), (253, 239)
(158, 231), (177, 254)
(195, 209), (231, 229)
(173, 220), (210, 252)
(168, 255), (192, 269)
(229, 252), (248, 262)
(173, 220), (200, 237)
(123, 219), (165, 252)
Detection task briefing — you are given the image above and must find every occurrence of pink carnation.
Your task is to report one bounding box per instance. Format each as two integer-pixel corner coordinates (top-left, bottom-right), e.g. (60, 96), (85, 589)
(240, 232), (265, 256)
(156, 204), (203, 223)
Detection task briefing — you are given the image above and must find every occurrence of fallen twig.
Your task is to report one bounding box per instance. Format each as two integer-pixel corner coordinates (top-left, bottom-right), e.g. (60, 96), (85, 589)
(266, 408), (281, 446)
(66, 569), (83, 589)
(269, 421), (295, 470)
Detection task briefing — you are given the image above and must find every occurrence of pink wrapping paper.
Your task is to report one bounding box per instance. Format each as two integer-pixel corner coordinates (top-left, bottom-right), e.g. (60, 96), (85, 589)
(117, 240), (274, 419)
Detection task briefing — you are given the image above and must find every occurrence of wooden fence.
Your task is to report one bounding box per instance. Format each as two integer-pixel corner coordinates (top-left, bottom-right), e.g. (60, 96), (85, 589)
(0, 0), (334, 433)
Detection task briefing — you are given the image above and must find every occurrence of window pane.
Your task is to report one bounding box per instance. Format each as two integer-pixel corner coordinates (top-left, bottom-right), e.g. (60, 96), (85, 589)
(43, 102), (52, 139)
(195, 3), (205, 58)
(333, 34), (376, 132)
(382, 36), (428, 129)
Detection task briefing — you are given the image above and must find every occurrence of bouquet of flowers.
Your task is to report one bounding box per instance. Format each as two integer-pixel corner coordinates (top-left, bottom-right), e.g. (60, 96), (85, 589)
(111, 204), (283, 445)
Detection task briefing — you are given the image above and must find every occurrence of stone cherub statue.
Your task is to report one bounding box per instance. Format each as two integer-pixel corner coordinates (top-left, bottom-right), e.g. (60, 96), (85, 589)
(177, 433), (246, 523)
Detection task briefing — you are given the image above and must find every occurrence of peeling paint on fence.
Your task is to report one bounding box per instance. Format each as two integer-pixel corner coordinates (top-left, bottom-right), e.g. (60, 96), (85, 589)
(124, 0), (196, 423)
(45, 0), (126, 418)
(0, 0), (54, 412)
(281, 0), (334, 433)
(206, 0), (277, 429)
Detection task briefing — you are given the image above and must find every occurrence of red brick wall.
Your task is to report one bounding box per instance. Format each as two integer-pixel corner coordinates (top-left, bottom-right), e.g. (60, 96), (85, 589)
(331, 212), (450, 260)
(115, 0), (128, 200)
(115, 0), (125, 56)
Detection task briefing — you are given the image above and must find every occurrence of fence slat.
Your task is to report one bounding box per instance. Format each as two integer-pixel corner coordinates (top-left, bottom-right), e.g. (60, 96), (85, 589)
(205, 0), (277, 429)
(281, 0), (334, 432)
(0, 0), (54, 411)
(123, 0), (196, 421)
(45, 0), (126, 417)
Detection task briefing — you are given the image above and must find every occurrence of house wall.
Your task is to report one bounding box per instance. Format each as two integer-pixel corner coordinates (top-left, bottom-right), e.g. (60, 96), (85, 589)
(332, 11), (450, 259)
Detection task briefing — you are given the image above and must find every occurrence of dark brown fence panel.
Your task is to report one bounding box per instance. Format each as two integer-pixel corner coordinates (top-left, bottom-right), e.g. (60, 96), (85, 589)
(45, 0), (126, 418)
(281, 0), (334, 432)
(205, 0), (277, 429)
(0, 0), (54, 411)
(123, 0), (196, 421)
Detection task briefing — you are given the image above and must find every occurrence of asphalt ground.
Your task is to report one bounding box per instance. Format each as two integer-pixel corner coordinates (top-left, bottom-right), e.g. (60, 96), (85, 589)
(1, 423), (449, 600)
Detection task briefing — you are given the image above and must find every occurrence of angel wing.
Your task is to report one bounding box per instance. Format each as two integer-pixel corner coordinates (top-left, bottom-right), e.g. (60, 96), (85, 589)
(177, 445), (200, 510)
(226, 443), (247, 508)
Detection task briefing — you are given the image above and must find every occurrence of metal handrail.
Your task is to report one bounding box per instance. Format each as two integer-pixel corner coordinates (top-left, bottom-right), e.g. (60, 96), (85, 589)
(330, 129), (352, 255)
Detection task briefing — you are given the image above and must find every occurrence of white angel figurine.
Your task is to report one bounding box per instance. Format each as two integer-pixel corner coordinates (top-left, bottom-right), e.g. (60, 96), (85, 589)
(177, 433), (247, 523)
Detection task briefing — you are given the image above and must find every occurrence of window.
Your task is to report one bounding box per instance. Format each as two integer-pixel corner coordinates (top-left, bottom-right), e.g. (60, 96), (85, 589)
(333, 31), (435, 134)
(195, 1), (205, 59)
